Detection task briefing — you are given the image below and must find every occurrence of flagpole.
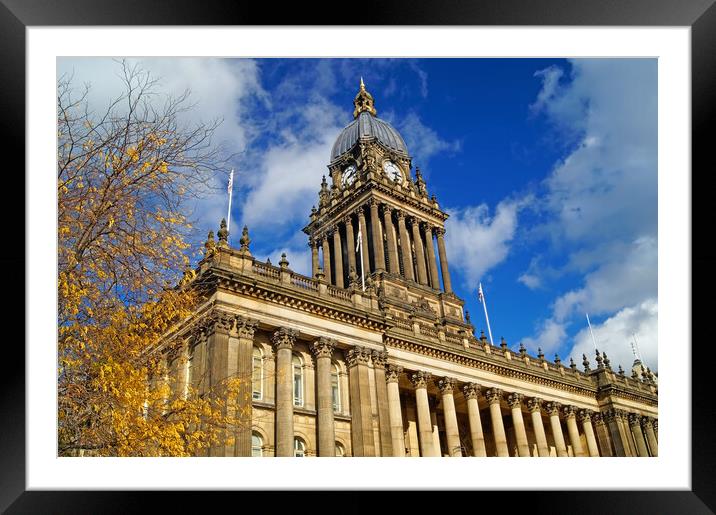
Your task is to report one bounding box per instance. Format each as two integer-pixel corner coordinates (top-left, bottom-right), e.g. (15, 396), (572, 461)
(226, 169), (234, 235)
(586, 313), (598, 351)
(478, 282), (494, 345)
(356, 227), (365, 291)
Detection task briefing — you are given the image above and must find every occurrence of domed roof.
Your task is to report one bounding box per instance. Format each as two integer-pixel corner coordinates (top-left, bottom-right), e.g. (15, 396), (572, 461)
(330, 78), (409, 162)
(330, 111), (409, 161)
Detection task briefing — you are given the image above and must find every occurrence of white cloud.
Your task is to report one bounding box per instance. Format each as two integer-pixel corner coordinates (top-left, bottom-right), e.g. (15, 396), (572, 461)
(568, 298), (658, 373)
(518, 273), (542, 289)
(444, 197), (528, 289)
(395, 112), (461, 169)
(522, 59), (658, 368)
(522, 319), (568, 356)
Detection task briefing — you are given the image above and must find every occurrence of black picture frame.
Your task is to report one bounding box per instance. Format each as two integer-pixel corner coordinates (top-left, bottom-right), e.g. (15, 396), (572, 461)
(3, 1), (713, 512)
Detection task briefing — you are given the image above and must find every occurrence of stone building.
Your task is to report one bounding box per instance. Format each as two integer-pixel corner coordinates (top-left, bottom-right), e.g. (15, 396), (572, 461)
(166, 80), (658, 457)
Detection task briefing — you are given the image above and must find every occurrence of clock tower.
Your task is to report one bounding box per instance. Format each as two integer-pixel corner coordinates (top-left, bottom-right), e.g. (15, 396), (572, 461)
(303, 79), (467, 330)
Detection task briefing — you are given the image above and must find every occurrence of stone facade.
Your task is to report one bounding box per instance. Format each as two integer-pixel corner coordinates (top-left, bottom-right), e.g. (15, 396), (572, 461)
(161, 81), (658, 457)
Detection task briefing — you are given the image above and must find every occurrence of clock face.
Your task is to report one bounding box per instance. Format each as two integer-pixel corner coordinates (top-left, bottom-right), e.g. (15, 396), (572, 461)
(383, 161), (402, 184)
(342, 164), (357, 187)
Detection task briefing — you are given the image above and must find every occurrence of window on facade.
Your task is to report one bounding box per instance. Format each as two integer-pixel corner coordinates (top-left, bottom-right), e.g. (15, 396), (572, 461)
(294, 437), (306, 457)
(251, 433), (263, 457)
(252, 347), (263, 400)
(335, 442), (345, 457)
(331, 364), (341, 413)
(293, 355), (304, 407)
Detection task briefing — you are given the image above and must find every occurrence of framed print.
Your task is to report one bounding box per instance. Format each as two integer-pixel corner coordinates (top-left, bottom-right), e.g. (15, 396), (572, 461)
(4, 0), (714, 512)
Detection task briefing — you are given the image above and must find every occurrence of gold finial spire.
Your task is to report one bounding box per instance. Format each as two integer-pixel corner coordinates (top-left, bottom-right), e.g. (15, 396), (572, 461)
(353, 77), (376, 118)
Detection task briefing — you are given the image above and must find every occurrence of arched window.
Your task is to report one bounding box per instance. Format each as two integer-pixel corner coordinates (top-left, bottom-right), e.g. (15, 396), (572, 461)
(293, 355), (304, 407)
(331, 364), (341, 413)
(252, 347), (263, 400)
(294, 437), (306, 457)
(335, 442), (345, 457)
(251, 432), (263, 457)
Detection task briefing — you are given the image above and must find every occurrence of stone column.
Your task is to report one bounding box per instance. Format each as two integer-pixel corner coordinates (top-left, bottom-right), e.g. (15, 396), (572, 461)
(344, 215), (357, 278)
(272, 327), (298, 457)
(463, 383), (487, 457)
(382, 204), (400, 274)
(310, 238), (319, 279)
(563, 405), (586, 457)
(369, 199), (385, 271)
(603, 409), (629, 456)
(397, 210), (415, 281)
(437, 377), (461, 457)
(578, 410), (600, 457)
(386, 365), (406, 457)
(485, 388), (509, 457)
(643, 417), (658, 456)
(545, 402), (568, 457)
(527, 398), (550, 457)
(507, 393), (530, 457)
(372, 351), (393, 457)
(619, 410), (637, 456)
(311, 337), (336, 457)
(234, 316), (258, 457)
(410, 371), (436, 456)
(592, 413), (613, 457)
(435, 228), (452, 293)
(346, 347), (376, 456)
(410, 217), (429, 286)
(321, 237), (332, 286)
(205, 310), (235, 456)
(424, 224), (440, 289)
(629, 413), (650, 457)
(331, 225), (344, 288)
(356, 206), (371, 276)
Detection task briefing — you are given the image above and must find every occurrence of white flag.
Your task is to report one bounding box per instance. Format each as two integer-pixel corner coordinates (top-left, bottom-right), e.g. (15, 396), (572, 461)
(227, 169), (234, 193)
(356, 227), (362, 252)
(478, 282), (485, 303)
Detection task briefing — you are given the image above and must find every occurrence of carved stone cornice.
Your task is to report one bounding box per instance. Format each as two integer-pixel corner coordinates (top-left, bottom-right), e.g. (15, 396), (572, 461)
(544, 401), (562, 416)
(437, 376), (457, 394)
(311, 337), (336, 359)
(235, 315), (259, 340)
(409, 370), (432, 389)
(562, 405), (577, 419)
(386, 364), (403, 383)
(577, 409), (593, 424)
(372, 350), (388, 369)
(346, 346), (372, 368)
(485, 387), (502, 405)
(507, 393), (524, 409)
(272, 327), (298, 351)
(462, 382), (481, 400)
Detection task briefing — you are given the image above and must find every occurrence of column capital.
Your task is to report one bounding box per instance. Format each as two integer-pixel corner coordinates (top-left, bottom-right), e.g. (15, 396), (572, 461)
(434, 227), (446, 237)
(271, 327), (298, 351)
(602, 408), (626, 422)
(201, 309), (235, 335)
(354, 205), (366, 218)
(342, 214), (353, 225)
(462, 382), (481, 400)
(628, 413), (642, 428)
(371, 350), (388, 369)
(346, 346), (372, 368)
(385, 364), (403, 383)
(395, 209), (406, 221)
(409, 370), (432, 389)
(506, 393), (524, 409)
(592, 412), (605, 426)
(484, 387), (502, 405)
(640, 415), (654, 429)
(544, 401), (562, 416)
(235, 315), (259, 340)
(437, 376), (457, 394)
(308, 236), (317, 249)
(577, 409), (593, 424)
(367, 197), (379, 208)
(562, 405), (578, 419)
(526, 397), (543, 413)
(311, 337), (336, 359)
(380, 202), (393, 216)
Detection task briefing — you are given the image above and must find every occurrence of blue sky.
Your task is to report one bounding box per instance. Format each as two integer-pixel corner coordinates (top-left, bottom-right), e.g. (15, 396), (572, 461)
(58, 57), (658, 373)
